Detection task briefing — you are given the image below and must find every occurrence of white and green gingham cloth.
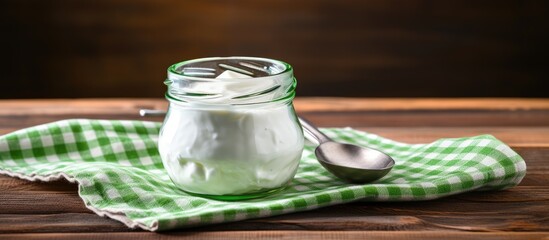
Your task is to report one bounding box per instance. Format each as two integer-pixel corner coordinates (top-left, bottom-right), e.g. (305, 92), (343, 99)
(0, 119), (526, 231)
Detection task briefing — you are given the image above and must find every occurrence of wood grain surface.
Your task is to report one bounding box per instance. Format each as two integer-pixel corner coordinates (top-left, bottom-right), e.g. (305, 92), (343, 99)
(0, 98), (548, 239)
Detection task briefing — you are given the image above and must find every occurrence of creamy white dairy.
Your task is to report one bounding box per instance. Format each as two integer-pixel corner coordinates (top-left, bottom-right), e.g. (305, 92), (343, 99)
(159, 105), (303, 195)
(159, 70), (304, 195)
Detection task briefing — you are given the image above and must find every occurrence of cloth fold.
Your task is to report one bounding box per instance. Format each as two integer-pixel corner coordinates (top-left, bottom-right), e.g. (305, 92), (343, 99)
(0, 119), (526, 231)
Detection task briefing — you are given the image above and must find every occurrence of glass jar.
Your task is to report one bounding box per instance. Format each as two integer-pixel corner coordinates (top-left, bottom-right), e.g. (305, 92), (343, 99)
(158, 57), (304, 200)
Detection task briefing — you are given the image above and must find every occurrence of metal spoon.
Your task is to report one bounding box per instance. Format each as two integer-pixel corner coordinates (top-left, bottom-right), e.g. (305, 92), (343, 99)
(299, 118), (395, 183)
(139, 109), (395, 183)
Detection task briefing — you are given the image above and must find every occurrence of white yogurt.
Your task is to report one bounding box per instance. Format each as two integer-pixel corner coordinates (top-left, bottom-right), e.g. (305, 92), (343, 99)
(158, 70), (304, 195)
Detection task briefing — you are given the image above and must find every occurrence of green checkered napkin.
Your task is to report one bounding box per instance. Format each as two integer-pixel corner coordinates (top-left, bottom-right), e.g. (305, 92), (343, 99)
(0, 119), (526, 231)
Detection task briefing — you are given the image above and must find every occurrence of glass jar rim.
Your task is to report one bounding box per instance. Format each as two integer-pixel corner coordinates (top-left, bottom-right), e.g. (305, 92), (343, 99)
(167, 56), (293, 82)
(165, 56), (296, 106)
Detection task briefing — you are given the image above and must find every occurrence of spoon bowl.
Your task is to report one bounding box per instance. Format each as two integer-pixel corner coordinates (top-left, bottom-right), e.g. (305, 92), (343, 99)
(299, 118), (395, 183)
(315, 141), (395, 183)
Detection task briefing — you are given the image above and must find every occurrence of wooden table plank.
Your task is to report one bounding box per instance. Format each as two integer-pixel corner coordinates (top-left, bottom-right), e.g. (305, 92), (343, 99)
(1, 231), (547, 240)
(1, 203), (548, 233)
(0, 213), (133, 233)
(1, 98), (547, 112)
(2, 110), (549, 127)
(1, 99), (549, 128)
(2, 98), (549, 115)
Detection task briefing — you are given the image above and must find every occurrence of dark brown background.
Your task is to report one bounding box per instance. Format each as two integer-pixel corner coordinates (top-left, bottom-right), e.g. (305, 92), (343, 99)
(0, 0), (547, 98)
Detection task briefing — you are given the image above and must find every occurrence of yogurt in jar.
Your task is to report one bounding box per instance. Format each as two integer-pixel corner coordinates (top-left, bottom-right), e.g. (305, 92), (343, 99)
(159, 63), (304, 197)
(159, 104), (303, 195)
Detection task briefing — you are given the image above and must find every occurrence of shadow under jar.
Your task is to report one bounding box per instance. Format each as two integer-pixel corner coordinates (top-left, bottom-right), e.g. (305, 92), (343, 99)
(159, 57), (304, 200)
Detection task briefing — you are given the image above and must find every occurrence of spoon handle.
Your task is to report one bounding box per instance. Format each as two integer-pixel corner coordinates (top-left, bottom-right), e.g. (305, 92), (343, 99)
(139, 109), (168, 117)
(298, 117), (332, 144)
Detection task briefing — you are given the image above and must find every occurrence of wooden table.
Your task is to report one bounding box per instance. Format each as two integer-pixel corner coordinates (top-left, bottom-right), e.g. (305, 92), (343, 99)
(1, 98), (548, 239)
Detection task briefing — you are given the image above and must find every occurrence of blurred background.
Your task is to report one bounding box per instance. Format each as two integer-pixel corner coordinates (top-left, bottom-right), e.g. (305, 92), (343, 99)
(0, 0), (547, 99)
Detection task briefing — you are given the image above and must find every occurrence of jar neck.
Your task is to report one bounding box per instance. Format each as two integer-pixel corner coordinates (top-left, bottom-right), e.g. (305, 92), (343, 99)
(165, 57), (295, 106)
(166, 79), (296, 109)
